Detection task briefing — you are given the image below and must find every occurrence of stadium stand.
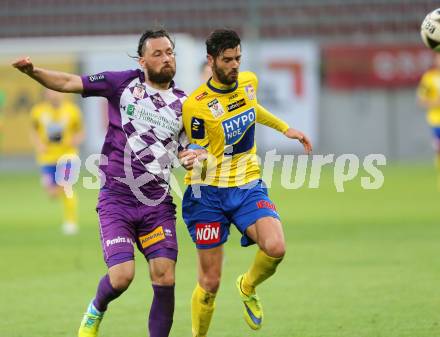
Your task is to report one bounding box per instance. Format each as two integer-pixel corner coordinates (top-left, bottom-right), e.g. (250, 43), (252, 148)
(0, 0), (438, 41)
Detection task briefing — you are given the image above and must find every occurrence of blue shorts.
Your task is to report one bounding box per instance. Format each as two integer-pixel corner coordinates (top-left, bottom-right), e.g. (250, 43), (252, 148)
(432, 127), (440, 140)
(40, 161), (73, 187)
(182, 179), (280, 249)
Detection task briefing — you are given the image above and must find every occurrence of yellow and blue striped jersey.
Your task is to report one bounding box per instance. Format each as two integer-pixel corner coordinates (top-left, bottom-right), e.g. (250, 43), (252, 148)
(418, 69), (440, 126)
(182, 71), (289, 187)
(31, 100), (83, 165)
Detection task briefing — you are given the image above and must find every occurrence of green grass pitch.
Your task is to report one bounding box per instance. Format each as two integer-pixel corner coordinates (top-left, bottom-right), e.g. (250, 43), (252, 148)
(0, 165), (439, 337)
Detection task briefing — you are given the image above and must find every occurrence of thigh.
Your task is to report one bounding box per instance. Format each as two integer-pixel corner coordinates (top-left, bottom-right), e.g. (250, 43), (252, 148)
(246, 216), (285, 251)
(135, 201), (178, 259)
(230, 180), (280, 247)
(97, 192), (137, 267)
(182, 186), (230, 249)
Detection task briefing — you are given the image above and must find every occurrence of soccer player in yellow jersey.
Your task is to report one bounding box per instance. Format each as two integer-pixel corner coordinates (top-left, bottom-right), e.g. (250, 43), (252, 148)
(418, 53), (440, 178)
(181, 29), (312, 336)
(30, 88), (84, 234)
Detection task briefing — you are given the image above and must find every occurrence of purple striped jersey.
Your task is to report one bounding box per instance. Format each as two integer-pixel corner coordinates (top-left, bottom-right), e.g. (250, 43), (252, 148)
(81, 69), (188, 202)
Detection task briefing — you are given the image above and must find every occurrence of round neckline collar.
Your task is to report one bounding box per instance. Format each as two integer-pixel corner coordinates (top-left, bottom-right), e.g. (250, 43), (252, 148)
(207, 77), (238, 94)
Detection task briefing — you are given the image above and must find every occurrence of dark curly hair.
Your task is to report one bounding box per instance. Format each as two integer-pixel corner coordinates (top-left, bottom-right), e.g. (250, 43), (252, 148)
(137, 29), (175, 57)
(206, 29), (241, 58)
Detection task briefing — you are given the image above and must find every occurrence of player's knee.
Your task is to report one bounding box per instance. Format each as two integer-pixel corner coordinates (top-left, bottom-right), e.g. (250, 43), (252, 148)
(151, 269), (175, 286)
(262, 239), (286, 258)
(158, 274), (175, 286)
(199, 274), (221, 293)
(110, 271), (134, 291)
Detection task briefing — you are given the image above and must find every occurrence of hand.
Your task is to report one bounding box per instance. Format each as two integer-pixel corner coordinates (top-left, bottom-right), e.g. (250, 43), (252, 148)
(284, 128), (312, 154)
(178, 149), (207, 170)
(179, 150), (196, 170)
(178, 150), (197, 170)
(12, 57), (34, 75)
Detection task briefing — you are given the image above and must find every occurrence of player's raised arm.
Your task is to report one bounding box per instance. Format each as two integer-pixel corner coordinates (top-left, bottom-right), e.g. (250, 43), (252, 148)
(12, 57), (83, 94)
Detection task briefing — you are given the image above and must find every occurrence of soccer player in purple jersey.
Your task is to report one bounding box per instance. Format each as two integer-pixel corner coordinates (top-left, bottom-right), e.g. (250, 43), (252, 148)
(13, 30), (201, 337)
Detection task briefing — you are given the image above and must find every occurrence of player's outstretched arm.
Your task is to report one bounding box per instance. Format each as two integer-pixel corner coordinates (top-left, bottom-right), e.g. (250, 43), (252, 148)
(256, 104), (289, 133)
(284, 128), (313, 154)
(12, 57), (83, 94)
(256, 104), (312, 154)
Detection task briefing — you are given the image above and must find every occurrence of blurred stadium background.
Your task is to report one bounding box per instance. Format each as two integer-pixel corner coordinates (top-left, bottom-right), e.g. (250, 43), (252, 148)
(0, 1), (439, 337)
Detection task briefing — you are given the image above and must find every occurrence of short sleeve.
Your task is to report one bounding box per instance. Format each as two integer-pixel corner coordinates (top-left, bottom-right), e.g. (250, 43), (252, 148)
(81, 70), (137, 99)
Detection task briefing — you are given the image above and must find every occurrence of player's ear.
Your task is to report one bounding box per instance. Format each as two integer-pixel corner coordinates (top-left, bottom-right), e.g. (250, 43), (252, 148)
(138, 56), (146, 69)
(207, 55), (214, 68)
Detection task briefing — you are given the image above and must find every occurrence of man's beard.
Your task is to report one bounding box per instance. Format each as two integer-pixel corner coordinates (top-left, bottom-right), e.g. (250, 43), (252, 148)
(147, 65), (176, 84)
(213, 63), (237, 85)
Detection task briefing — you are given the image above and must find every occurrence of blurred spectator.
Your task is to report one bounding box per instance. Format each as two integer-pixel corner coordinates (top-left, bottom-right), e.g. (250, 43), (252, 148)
(30, 88), (84, 234)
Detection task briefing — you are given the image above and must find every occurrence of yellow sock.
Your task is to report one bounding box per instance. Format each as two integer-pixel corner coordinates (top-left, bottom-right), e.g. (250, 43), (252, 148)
(62, 192), (77, 224)
(241, 249), (283, 296)
(191, 283), (216, 337)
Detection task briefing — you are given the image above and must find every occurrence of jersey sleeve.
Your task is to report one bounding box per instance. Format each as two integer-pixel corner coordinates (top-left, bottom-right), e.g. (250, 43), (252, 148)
(250, 71), (259, 92)
(81, 70), (132, 98)
(256, 104), (289, 133)
(182, 99), (210, 148)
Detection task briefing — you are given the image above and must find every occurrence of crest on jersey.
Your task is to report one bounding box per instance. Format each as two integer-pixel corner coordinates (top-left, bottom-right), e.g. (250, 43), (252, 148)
(133, 84), (146, 100)
(207, 98), (225, 118)
(245, 85), (255, 100)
